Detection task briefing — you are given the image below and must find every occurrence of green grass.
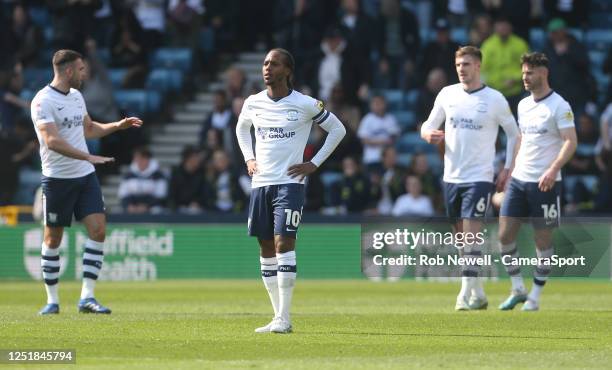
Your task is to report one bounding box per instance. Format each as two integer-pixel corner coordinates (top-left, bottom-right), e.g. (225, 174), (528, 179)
(1, 280), (612, 369)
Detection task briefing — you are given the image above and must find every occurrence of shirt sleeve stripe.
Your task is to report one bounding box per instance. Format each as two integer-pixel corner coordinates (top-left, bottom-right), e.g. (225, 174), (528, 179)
(313, 110), (330, 125)
(312, 109), (326, 121)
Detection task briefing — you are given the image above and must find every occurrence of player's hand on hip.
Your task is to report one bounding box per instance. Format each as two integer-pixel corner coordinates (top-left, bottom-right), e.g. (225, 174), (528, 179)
(496, 168), (510, 192)
(538, 167), (557, 192)
(87, 154), (115, 165)
(287, 162), (317, 181)
(423, 130), (444, 144)
(246, 159), (258, 176)
(118, 117), (143, 130)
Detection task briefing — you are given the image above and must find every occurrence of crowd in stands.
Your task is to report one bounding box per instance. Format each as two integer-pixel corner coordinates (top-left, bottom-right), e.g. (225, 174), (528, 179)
(1, 0), (612, 217)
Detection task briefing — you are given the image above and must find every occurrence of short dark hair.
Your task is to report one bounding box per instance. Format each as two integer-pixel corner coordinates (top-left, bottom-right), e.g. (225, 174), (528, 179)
(52, 49), (83, 67)
(269, 48), (295, 88)
(521, 52), (549, 68)
(455, 46), (482, 62)
(133, 146), (152, 158)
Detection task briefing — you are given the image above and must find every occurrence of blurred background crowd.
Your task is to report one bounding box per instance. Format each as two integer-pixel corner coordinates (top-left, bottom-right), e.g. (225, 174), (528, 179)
(1, 0), (611, 217)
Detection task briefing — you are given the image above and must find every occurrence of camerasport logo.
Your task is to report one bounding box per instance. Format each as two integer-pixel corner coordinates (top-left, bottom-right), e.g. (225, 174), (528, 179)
(23, 228), (69, 280)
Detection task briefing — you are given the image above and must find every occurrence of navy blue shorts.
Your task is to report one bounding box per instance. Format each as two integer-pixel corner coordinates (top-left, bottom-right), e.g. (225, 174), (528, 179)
(443, 181), (493, 224)
(41, 172), (105, 227)
(248, 183), (305, 240)
(500, 177), (561, 228)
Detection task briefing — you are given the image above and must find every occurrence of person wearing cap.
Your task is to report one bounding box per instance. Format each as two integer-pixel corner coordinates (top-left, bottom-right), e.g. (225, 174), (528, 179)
(419, 18), (460, 86)
(543, 18), (591, 115)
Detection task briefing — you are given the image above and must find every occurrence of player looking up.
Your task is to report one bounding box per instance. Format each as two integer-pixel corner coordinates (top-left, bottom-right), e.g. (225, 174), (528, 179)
(31, 49), (143, 315)
(498, 52), (577, 311)
(236, 48), (346, 333)
(421, 46), (520, 311)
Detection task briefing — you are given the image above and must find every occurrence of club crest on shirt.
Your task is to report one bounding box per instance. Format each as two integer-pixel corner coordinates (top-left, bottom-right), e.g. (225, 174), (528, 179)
(476, 102), (488, 113)
(286, 109), (299, 121)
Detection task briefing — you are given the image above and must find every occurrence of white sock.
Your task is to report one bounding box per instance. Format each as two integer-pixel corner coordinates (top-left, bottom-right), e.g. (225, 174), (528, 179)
(511, 276), (526, 293)
(529, 283), (544, 302)
(471, 277), (486, 299)
(41, 243), (60, 304)
(277, 251), (296, 323)
(459, 276), (473, 298)
(80, 239), (104, 300)
(260, 256), (279, 318)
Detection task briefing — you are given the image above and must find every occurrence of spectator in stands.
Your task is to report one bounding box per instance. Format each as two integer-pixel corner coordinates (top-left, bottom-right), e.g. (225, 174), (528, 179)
(603, 49), (612, 103)
(407, 152), (441, 210)
(199, 89), (233, 150)
(376, 146), (407, 215)
(357, 95), (400, 174)
(544, 18), (592, 115)
(416, 68), (447, 124)
(338, 0), (375, 61)
(12, 117), (40, 205)
(118, 147), (168, 214)
(567, 113), (599, 175)
(132, 0), (166, 50)
(168, 145), (206, 213)
(82, 39), (122, 158)
(3, 3), (43, 67)
(374, 0), (420, 90)
(167, 0), (205, 47)
(110, 10), (149, 88)
(47, 0), (102, 52)
(419, 18), (460, 86)
(543, 0), (590, 28)
(204, 0), (239, 53)
(315, 27), (346, 102)
(225, 67), (250, 99)
(478, 0), (531, 41)
(600, 102), (612, 152)
(391, 175), (434, 216)
(595, 103), (612, 212)
(0, 119), (37, 205)
(0, 62), (29, 133)
(480, 16), (529, 111)
(468, 13), (493, 47)
(203, 150), (247, 212)
(326, 84), (361, 132)
(338, 156), (371, 213)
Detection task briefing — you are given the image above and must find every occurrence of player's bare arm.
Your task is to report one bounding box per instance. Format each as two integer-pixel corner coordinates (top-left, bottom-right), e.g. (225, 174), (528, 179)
(84, 114), (143, 139)
(38, 122), (114, 164)
(538, 127), (577, 192)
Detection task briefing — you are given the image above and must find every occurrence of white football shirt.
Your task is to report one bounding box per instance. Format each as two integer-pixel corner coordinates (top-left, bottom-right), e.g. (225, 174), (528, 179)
(236, 90), (332, 188)
(31, 85), (94, 178)
(512, 91), (575, 182)
(421, 84), (518, 183)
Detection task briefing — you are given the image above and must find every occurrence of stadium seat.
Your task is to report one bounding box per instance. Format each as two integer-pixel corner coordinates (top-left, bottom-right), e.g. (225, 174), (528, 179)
(23, 68), (53, 90)
(146, 90), (162, 113)
(403, 89), (419, 110)
(426, 153), (443, 176)
(151, 48), (193, 73)
(200, 28), (215, 55)
(564, 175), (599, 203)
(585, 29), (612, 51)
(97, 48), (111, 65)
(592, 0), (612, 12)
(576, 144), (596, 157)
(450, 28), (468, 44)
(108, 69), (127, 89)
(28, 6), (50, 27)
(396, 153), (412, 167)
(396, 132), (437, 154)
(589, 51), (606, 69)
(20, 89), (34, 101)
(529, 29), (545, 51)
(393, 110), (417, 131)
(113, 90), (148, 117)
(146, 69), (184, 93)
(589, 12), (612, 28)
(381, 89), (403, 111)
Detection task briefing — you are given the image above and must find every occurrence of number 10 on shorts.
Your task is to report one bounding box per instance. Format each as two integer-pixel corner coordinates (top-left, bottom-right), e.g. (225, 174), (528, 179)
(284, 209), (302, 228)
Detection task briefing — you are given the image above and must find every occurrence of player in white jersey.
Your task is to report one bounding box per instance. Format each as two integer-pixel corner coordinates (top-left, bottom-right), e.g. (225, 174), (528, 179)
(498, 52), (577, 311)
(236, 49), (346, 333)
(421, 46), (520, 311)
(31, 50), (143, 315)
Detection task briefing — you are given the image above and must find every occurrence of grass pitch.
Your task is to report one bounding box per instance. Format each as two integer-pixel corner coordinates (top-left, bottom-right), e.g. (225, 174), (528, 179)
(1, 280), (611, 369)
